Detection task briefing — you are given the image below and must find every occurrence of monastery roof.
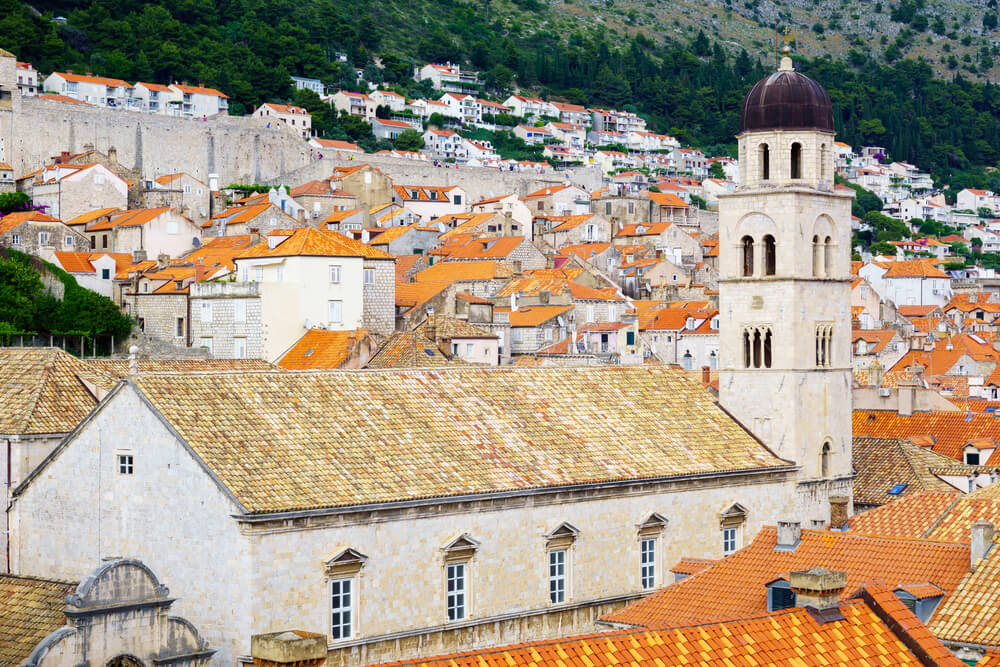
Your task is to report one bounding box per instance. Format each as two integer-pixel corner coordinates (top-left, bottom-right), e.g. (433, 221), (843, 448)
(276, 329), (369, 371)
(111, 367), (790, 514)
(378, 585), (960, 667)
(601, 526), (970, 629)
(0, 574), (78, 665)
(0, 347), (116, 435)
(236, 227), (392, 261)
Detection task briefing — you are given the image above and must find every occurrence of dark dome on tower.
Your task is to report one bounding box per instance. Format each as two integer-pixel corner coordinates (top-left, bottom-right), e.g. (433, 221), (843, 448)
(739, 61), (834, 134)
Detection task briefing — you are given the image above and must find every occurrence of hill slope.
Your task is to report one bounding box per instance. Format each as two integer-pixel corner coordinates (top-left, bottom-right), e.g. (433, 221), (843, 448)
(3, 0), (1000, 185)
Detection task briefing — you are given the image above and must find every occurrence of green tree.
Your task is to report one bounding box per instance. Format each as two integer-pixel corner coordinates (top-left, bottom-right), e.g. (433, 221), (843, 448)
(870, 241), (898, 256)
(709, 162), (726, 179)
(985, 12), (998, 30)
(393, 129), (425, 151)
(0, 192), (30, 214)
(0, 256), (43, 330)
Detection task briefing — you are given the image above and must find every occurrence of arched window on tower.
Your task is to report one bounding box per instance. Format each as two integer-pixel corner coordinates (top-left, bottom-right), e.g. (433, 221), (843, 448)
(743, 330), (752, 368)
(790, 142), (802, 179)
(742, 235), (754, 277)
(759, 143), (770, 180)
(752, 329), (762, 368)
(820, 143), (828, 182)
(812, 235), (823, 277)
(709, 350), (718, 370)
(815, 324), (833, 368)
(763, 330), (772, 368)
(763, 235), (776, 276)
(821, 442), (832, 478)
(824, 236), (834, 277)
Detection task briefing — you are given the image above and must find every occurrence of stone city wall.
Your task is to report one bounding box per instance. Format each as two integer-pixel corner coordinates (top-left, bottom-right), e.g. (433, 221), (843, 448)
(9, 97), (311, 185)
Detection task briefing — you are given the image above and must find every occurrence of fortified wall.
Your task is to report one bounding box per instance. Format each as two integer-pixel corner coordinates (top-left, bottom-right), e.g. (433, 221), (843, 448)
(272, 153), (604, 202)
(6, 96), (311, 185)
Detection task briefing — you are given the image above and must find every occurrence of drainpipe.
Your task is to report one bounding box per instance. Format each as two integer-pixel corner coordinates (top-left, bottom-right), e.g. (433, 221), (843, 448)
(5, 438), (10, 574)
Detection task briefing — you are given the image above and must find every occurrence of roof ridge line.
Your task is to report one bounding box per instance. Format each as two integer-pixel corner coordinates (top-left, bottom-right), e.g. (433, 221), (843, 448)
(921, 494), (965, 540)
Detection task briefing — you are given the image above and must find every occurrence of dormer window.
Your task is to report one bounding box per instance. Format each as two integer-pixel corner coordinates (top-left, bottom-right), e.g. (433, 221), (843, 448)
(766, 578), (796, 611)
(965, 446), (981, 466)
(268, 236), (280, 249)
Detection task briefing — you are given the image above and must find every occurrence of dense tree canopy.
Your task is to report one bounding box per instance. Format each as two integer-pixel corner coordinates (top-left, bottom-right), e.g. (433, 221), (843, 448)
(3, 0), (1000, 180)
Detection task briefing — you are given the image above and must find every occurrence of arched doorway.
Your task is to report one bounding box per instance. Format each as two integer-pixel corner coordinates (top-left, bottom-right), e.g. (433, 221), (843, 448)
(107, 656), (145, 667)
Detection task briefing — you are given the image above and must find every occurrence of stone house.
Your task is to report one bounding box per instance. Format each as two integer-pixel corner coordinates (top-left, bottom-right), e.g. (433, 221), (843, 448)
(392, 185), (466, 221)
(619, 255), (691, 299)
(29, 162), (128, 222)
(327, 164), (393, 212)
(323, 208), (365, 232)
(0, 211), (89, 255)
(443, 236), (546, 271)
(522, 184), (589, 217)
(413, 260), (514, 299)
(675, 311), (720, 370)
(561, 243), (621, 276)
(10, 366), (797, 665)
(368, 224), (440, 256)
(540, 214), (612, 248)
(415, 315), (499, 365)
(0, 161), (13, 193)
(859, 260), (953, 308)
(290, 180), (359, 223)
(204, 202), (300, 237)
(469, 194), (533, 238)
(47, 250), (132, 298)
(591, 189), (650, 226)
(614, 222), (703, 263)
(851, 329), (907, 374)
(190, 227), (395, 360)
(253, 103), (311, 138)
(0, 347), (116, 573)
(422, 129), (467, 161)
(142, 172), (211, 224)
(507, 304), (572, 352)
(84, 207), (202, 258)
(330, 91), (378, 122)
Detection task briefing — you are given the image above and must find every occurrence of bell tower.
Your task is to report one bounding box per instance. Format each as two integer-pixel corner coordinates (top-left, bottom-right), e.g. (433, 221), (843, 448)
(718, 53), (854, 524)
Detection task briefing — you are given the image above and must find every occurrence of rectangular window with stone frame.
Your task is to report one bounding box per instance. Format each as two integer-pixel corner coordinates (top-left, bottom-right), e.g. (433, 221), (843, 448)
(443, 534), (479, 622)
(325, 548), (367, 642)
(546, 523), (578, 604)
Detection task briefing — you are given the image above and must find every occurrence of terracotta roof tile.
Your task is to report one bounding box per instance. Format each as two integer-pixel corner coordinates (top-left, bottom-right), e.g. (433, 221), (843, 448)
(365, 332), (454, 369)
(126, 367), (790, 514)
(0, 348), (116, 435)
(853, 437), (981, 507)
(413, 261), (513, 285)
(377, 585), (958, 667)
(602, 527), (970, 629)
(88, 358), (278, 379)
(236, 227), (392, 260)
(854, 410), (1000, 461)
(0, 574), (77, 664)
(509, 305), (573, 327)
(415, 315), (496, 339)
(670, 557), (716, 576)
(276, 329), (369, 370)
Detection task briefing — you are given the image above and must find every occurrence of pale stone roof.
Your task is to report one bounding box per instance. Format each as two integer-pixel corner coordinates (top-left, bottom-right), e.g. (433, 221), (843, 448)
(122, 367), (791, 514)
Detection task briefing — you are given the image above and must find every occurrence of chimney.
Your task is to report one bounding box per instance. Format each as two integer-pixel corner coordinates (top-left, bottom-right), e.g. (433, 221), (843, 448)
(701, 365), (711, 387)
(789, 568), (847, 619)
(156, 253), (169, 269)
(829, 495), (849, 531)
(131, 249), (147, 263)
(251, 631), (327, 667)
(971, 521), (995, 570)
(897, 383), (915, 416)
(66, 69), (73, 75)
(425, 318), (437, 343)
(127, 346), (139, 376)
(510, 292), (518, 312)
(776, 521), (801, 550)
(107, 146), (117, 166)
(539, 290), (551, 305)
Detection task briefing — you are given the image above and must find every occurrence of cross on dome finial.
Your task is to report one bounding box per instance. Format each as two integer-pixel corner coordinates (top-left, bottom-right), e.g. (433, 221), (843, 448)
(779, 27), (795, 71)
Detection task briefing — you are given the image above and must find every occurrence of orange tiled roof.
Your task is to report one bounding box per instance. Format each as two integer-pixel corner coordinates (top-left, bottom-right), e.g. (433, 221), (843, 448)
(853, 409), (1000, 461)
(236, 227), (391, 261)
(602, 526), (970, 629)
(509, 305), (572, 327)
(444, 236), (525, 260)
(86, 207), (171, 231)
(671, 557), (716, 576)
(648, 191), (689, 207)
(852, 329), (898, 355)
(276, 329), (369, 370)
(172, 83), (227, 98)
(877, 260), (951, 279)
(378, 584), (960, 667)
(39, 93), (91, 105)
(561, 242), (611, 260)
(53, 71), (131, 87)
(897, 305), (941, 317)
(413, 261), (513, 285)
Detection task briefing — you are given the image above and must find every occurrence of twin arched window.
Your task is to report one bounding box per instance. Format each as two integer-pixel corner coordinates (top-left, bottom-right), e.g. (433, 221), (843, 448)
(743, 327), (773, 369)
(812, 235), (834, 277)
(815, 324), (833, 367)
(741, 234), (776, 277)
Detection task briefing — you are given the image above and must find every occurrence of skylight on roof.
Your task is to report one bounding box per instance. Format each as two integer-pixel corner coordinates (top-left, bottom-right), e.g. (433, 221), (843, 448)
(304, 349), (314, 357)
(888, 483), (907, 496)
(424, 349), (435, 356)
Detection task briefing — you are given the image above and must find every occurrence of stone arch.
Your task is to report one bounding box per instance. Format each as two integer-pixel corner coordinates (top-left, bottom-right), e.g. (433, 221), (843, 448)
(107, 655), (145, 667)
(66, 558), (168, 610)
(811, 215), (835, 278)
(821, 440), (833, 478)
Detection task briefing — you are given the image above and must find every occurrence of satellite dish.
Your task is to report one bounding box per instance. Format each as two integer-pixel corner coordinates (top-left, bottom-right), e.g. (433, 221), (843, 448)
(192, 237), (201, 248)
